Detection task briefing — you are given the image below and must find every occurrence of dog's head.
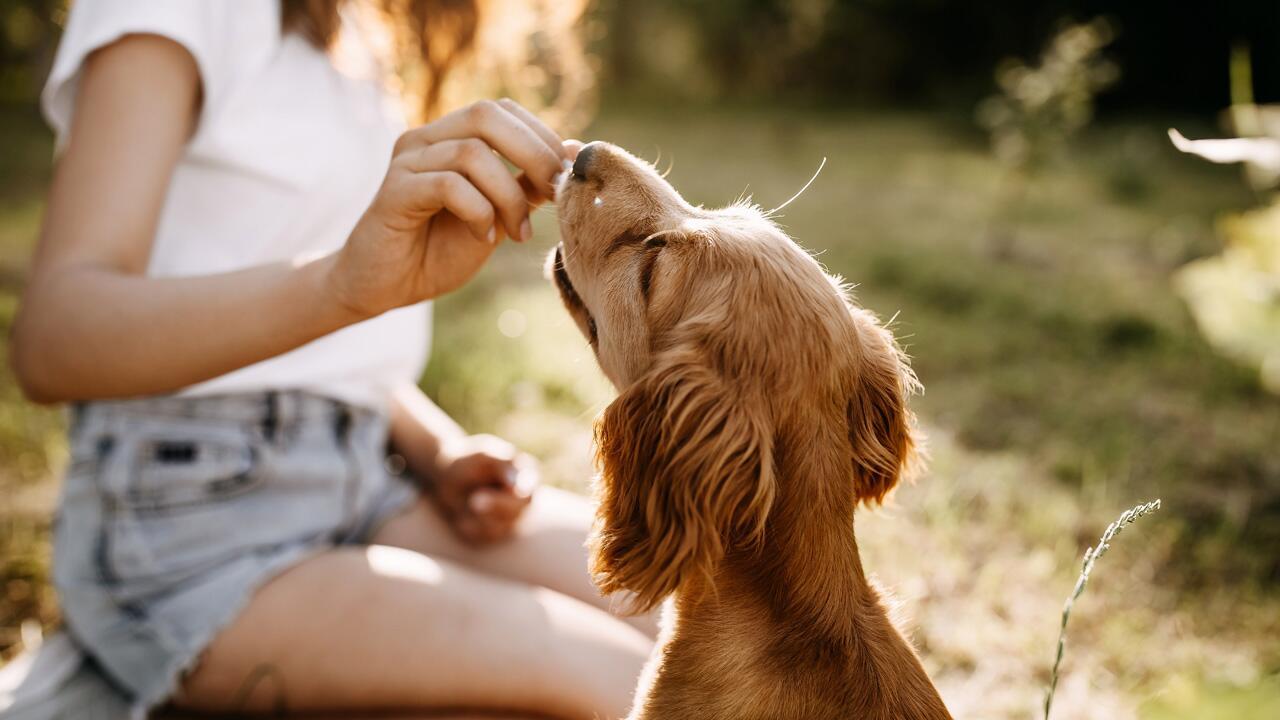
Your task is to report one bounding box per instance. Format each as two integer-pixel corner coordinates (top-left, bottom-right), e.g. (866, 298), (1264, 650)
(550, 142), (920, 611)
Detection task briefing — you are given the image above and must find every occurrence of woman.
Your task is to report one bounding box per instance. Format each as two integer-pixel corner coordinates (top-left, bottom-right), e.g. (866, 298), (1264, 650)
(9, 0), (652, 717)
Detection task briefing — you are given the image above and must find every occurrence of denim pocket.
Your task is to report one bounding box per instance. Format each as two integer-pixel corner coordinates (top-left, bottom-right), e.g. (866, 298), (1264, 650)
(106, 419), (263, 510)
(123, 435), (260, 514)
(100, 420), (266, 583)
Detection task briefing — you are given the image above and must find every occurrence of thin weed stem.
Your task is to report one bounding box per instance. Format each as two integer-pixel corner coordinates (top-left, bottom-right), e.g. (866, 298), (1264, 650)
(1043, 499), (1162, 720)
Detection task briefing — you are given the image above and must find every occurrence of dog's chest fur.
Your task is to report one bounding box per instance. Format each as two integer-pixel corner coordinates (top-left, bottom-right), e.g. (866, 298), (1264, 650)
(626, 542), (952, 720)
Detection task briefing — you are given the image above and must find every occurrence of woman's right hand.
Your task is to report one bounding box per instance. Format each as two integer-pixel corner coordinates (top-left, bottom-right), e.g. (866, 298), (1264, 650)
(328, 98), (573, 318)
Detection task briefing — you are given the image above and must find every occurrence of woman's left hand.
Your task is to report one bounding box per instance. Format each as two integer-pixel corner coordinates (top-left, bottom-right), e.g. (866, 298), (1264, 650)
(430, 434), (540, 544)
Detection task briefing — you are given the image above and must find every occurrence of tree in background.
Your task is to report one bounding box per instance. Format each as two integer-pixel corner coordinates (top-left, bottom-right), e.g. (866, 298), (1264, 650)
(975, 17), (1118, 172)
(974, 17), (1118, 256)
(591, 0), (1279, 113)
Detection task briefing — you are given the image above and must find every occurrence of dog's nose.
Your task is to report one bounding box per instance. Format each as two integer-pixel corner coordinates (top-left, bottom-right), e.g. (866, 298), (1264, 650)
(572, 141), (601, 181)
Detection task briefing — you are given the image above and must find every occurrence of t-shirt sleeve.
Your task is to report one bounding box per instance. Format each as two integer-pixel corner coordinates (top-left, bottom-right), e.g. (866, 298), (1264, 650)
(41, 0), (278, 149)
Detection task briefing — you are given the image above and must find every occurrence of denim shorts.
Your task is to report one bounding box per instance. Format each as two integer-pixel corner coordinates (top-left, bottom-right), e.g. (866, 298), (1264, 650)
(51, 391), (419, 717)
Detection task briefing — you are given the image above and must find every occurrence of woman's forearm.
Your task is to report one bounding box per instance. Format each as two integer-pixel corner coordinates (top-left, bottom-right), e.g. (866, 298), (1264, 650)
(10, 253), (366, 403)
(18, 36), (569, 406)
(388, 382), (468, 485)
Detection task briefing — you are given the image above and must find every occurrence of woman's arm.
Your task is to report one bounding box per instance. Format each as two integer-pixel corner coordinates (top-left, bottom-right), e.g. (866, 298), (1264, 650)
(12, 34), (568, 403)
(389, 382), (539, 544)
(388, 381), (468, 484)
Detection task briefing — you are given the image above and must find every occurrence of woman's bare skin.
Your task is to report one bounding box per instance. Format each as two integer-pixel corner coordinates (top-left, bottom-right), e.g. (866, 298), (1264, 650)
(15, 34), (651, 719)
(179, 488), (652, 719)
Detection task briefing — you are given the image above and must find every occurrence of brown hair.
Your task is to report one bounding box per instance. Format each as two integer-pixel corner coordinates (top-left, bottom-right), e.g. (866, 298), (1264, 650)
(282, 0), (593, 127)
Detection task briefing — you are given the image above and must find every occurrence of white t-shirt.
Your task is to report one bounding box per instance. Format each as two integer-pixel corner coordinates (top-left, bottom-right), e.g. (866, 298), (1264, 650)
(42, 0), (430, 412)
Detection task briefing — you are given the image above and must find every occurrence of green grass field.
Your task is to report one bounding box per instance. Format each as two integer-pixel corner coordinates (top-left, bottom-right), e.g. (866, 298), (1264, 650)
(1, 103), (1278, 717)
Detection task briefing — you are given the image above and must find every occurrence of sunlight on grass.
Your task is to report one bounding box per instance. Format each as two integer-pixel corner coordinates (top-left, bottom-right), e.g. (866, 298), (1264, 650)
(1143, 676), (1280, 720)
(1, 106), (1277, 717)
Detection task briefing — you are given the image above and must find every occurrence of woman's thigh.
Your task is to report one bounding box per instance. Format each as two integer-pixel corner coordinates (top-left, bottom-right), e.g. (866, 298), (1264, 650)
(160, 707), (545, 712)
(177, 545), (651, 719)
(371, 486), (658, 636)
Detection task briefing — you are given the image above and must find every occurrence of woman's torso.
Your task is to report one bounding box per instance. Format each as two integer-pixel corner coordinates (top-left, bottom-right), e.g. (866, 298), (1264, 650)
(43, 0), (428, 411)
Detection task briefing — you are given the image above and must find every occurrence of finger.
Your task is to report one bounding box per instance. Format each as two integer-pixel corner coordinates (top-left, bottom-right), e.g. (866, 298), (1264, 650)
(469, 489), (529, 539)
(394, 170), (496, 243)
(453, 514), (487, 545)
(399, 139), (530, 243)
(518, 172), (551, 207)
(509, 456), (540, 498)
(443, 457), (517, 502)
(467, 518), (513, 545)
(496, 98), (565, 156)
(469, 488), (519, 518)
(459, 493), (506, 545)
(402, 100), (564, 196)
(545, 141), (580, 202)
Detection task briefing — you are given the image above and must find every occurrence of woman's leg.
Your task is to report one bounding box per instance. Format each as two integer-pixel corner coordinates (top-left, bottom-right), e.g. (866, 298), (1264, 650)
(371, 487), (659, 637)
(176, 545), (650, 719)
(162, 707), (542, 712)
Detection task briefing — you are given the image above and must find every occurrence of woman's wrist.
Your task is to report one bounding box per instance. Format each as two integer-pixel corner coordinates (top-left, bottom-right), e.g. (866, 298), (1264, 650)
(419, 439), (460, 489)
(388, 383), (469, 487)
(310, 250), (380, 325)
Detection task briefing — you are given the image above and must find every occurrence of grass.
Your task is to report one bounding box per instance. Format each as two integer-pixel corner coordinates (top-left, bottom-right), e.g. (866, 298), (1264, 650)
(0, 106), (61, 657)
(1045, 499), (1162, 720)
(2, 102), (1279, 717)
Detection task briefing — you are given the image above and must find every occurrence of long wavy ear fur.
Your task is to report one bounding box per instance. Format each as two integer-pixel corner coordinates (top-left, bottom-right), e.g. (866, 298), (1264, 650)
(846, 306), (920, 505)
(591, 346), (775, 612)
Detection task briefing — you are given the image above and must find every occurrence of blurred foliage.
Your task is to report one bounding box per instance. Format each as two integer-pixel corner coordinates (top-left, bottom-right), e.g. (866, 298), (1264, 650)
(1176, 202), (1280, 393)
(1170, 50), (1280, 395)
(594, 0), (1280, 112)
(0, 0), (63, 105)
(976, 18), (1119, 171)
(3, 1), (1278, 114)
(1143, 676), (1280, 720)
(0, 108), (61, 663)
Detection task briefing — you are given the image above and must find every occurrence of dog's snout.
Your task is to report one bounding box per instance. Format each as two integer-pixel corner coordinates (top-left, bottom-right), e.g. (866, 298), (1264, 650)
(572, 141), (602, 181)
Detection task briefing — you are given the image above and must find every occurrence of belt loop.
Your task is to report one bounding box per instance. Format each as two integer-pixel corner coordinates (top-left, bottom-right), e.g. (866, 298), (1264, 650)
(333, 401), (353, 443)
(66, 401), (93, 445)
(67, 402), (87, 437)
(261, 391), (279, 442)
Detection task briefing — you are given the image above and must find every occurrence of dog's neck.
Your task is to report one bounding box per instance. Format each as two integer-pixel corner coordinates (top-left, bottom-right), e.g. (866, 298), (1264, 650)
(642, 424), (951, 720)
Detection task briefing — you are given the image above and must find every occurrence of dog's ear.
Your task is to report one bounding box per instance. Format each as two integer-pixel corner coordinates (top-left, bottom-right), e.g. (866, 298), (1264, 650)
(846, 306), (920, 505)
(591, 344), (775, 612)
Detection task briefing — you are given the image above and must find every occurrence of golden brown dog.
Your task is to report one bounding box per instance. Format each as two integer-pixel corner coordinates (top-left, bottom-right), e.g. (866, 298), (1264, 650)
(549, 142), (953, 720)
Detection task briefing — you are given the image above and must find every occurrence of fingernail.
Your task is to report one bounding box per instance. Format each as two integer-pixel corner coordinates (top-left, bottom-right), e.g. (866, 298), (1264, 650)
(486, 226), (497, 244)
(519, 218), (533, 243)
(470, 492), (495, 513)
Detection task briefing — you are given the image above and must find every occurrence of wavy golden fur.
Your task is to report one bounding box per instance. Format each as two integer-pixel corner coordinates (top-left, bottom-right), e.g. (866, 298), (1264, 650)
(550, 143), (951, 719)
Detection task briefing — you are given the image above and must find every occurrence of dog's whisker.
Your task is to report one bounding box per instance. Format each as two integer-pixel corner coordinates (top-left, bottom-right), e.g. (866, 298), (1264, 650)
(764, 156), (827, 217)
(575, 398), (610, 422)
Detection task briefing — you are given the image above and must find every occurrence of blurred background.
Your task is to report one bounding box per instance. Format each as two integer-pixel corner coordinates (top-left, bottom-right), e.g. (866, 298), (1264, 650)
(2, 1), (1279, 718)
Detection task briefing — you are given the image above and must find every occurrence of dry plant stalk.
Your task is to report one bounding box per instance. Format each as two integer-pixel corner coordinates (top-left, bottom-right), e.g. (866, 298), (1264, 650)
(1043, 499), (1162, 720)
